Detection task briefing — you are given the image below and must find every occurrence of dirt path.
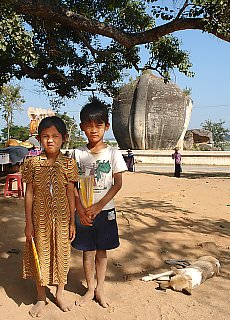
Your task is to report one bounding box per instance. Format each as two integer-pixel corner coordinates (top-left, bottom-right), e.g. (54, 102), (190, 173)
(0, 171), (229, 319)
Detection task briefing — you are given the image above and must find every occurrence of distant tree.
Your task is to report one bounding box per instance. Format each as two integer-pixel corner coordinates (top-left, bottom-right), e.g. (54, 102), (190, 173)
(0, 84), (25, 140)
(105, 139), (118, 147)
(57, 112), (84, 149)
(201, 120), (229, 150)
(183, 87), (192, 96)
(0, 1), (229, 98)
(1, 124), (30, 142)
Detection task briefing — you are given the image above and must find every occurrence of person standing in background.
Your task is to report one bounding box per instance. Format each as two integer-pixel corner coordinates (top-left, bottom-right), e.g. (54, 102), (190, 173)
(172, 147), (182, 178)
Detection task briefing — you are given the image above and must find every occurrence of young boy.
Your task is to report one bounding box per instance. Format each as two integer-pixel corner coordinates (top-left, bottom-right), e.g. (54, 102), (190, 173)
(72, 99), (127, 308)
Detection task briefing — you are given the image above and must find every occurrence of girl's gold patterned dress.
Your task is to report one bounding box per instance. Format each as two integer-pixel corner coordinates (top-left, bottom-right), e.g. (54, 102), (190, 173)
(22, 152), (78, 286)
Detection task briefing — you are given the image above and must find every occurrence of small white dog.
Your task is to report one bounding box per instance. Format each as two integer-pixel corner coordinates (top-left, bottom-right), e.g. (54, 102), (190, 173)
(141, 256), (220, 295)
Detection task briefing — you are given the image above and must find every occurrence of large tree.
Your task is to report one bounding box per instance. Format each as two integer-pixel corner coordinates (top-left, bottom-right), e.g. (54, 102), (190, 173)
(0, 1), (229, 98)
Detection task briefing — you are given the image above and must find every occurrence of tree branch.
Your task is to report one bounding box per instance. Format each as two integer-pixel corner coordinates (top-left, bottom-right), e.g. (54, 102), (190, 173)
(131, 18), (230, 44)
(175, 0), (189, 19)
(13, 1), (230, 48)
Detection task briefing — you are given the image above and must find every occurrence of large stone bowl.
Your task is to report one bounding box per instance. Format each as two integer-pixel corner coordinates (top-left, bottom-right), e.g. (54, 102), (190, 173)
(112, 73), (192, 150)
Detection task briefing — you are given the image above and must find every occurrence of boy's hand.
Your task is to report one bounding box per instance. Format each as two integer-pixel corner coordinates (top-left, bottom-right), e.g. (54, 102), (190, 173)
(85, 203), (103, 220)
(76, 198), (93, 226)
(78, 209), (93, 226)
(69, 224), (76, 241)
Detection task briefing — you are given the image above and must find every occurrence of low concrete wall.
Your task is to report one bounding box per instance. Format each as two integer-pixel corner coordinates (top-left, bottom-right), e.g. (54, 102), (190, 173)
(64, 149), (230, 166)
(121, 150), (230, 166)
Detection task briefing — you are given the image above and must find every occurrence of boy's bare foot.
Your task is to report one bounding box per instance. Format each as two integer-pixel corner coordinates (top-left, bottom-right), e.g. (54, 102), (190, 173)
(56, 296), (74, 312)
(29, 300), (46, 318)
(95, 288), (110, 308)
(76, 289), (94, 307)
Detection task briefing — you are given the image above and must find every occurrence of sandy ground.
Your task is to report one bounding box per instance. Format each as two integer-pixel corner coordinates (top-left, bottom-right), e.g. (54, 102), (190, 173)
(0, 167), (229, 320)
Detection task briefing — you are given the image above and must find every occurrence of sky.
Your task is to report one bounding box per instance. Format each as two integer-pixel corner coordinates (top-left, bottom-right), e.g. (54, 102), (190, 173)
(0, 28), (230, 140)
(173, 30), (230, 130)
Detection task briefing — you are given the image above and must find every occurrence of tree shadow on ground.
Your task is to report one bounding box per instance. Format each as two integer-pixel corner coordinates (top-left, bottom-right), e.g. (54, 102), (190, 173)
(108, 196), (229, 280)
(138, 170), (230, 179)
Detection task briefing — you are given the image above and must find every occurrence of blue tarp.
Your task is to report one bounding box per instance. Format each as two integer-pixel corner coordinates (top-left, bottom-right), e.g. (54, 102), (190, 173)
(0, 146), (29, 165)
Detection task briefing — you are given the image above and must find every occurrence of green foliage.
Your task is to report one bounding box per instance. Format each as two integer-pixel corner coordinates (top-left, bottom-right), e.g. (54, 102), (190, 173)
(0, 84), (25, 140)
(145, 35), (194, 82)
(1, 125), (30, 142)
(0, 6), (37, 85)
(105, 139), (118, 147)
(201, 119), (230, 150)
(183, 87), (192, 96)
(191, 1), (230, 38)
(0, 1), (229, 98)
(57, 112), (85, 149)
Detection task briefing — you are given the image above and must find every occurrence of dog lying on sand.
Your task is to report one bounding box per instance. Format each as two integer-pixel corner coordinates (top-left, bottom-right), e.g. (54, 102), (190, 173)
(141, 256), (220, 295)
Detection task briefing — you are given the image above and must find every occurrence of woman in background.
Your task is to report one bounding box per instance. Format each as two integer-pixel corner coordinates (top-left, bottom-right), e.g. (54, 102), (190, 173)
(172, 147), (182, 178)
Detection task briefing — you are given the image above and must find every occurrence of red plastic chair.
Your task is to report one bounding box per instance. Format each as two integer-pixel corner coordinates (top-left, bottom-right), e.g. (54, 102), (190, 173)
(4, 173), (24, 198)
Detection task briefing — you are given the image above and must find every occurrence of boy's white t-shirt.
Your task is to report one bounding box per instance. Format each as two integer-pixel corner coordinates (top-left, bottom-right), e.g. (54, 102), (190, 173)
(73, 145), (127, 210)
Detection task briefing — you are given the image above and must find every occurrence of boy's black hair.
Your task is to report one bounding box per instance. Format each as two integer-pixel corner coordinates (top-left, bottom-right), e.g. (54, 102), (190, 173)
(38, 116), (67, 140)
(80, 98), (109, 125)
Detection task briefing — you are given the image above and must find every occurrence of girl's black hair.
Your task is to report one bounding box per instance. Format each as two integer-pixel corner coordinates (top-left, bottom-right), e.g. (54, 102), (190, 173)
(38, 116), (67, 140)
(80, 98), (109, 124)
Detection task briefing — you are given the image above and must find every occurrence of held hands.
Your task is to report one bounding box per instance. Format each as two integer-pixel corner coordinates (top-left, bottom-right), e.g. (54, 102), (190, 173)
(75, 198), (92, 226)
(77, 203), (93, 226)
(85, 202), (103, 220)
(77, 203), (103, 225)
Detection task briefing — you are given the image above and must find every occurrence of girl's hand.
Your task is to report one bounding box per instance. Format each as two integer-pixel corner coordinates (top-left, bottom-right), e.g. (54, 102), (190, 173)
(69, 224), (76, 242)
(25, 222), (34, 241)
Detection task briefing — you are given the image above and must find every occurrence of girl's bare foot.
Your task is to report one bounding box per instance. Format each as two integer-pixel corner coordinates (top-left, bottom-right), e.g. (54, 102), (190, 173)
(55, 295), (74, 312)
(95, 288), (110, 308)
(76, 289), (94, 307)
(29, 300), (46, 318)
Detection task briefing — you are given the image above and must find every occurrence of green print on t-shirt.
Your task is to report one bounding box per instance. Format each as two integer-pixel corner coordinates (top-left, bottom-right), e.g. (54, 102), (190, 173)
(95, 160), (111, 181)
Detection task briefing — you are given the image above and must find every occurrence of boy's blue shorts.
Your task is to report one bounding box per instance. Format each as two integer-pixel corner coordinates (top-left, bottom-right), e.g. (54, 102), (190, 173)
(71, 209), (120, 251)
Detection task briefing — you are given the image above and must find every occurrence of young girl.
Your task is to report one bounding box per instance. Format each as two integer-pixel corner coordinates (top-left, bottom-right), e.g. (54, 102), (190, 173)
(22, 116), (78, 317)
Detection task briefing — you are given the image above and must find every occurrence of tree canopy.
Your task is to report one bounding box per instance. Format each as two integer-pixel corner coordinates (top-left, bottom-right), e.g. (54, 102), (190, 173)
(0, 1), (229, 98)
(0, 124), (30, 143)
(201, 119), (229, 150)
